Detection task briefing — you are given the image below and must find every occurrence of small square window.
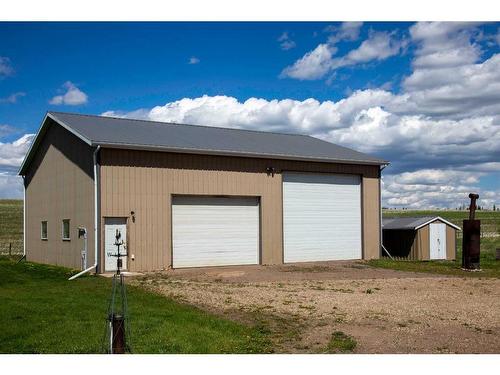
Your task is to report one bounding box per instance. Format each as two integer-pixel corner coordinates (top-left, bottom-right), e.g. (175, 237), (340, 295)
(41, 221), (48, 240)
(62, 219), (70, 241)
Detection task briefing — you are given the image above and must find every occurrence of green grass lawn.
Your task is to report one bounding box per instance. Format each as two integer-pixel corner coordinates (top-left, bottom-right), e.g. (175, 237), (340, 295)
(0, 257), (272, 354)
(371, 209), (500, 278)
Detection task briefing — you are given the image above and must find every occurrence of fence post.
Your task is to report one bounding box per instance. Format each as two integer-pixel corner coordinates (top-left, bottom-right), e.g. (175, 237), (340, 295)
(9, 242), (12, 257)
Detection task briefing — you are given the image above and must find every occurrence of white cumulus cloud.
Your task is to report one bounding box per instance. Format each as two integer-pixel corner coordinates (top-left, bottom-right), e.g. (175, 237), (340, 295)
(103, 24), (500, 209)
(0, 133), (35, 198)
(278, 32), (296, 50)
(0, 134), (35, 169)
(325, 22), (364, 44)
(0, 92), (26, 104)
(4, 22), (498, 207)
(281, 25), (405, 80)
(0, 56), (14, 77)
(280, 44), (335, 80)
(0, 172), (24, 198)
(409, 22), (482, 69)
(382, 169), (499, 209)
(49, 81), (88, 106)
(188, 57), (200, 65)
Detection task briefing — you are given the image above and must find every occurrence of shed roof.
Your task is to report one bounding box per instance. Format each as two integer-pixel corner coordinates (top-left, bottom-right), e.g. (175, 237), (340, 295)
(382, 216), (461, 231)
(19, 111), (388, 175)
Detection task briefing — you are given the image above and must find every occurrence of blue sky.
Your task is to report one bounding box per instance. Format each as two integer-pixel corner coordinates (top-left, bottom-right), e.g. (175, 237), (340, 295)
(0, 22), (414, 129)
(1, 22), (499, 208)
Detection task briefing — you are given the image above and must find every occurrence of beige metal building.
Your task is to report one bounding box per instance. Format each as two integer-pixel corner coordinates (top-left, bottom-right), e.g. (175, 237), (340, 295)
(19, 112), (388, 274)
(382, 216), (460, 260)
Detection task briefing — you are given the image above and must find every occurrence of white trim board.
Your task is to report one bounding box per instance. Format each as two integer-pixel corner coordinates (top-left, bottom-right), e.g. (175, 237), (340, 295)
(414, 216), (461, 231)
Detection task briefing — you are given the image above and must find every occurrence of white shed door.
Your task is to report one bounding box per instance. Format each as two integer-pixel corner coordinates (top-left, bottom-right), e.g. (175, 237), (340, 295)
(283, 172), (362, 263)
(429, 223), (447, 259)
(172, 196), (260, 268)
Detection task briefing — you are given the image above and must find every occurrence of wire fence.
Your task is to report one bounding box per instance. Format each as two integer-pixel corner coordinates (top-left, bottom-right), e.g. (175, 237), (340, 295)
(451, 218), (499, 238)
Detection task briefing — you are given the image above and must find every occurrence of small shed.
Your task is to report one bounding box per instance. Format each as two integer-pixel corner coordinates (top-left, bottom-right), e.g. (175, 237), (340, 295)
(382, 216), (461, 260)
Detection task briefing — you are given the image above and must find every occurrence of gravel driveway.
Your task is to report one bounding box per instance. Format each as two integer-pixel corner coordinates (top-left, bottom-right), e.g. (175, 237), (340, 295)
(131, 261), (500, 353)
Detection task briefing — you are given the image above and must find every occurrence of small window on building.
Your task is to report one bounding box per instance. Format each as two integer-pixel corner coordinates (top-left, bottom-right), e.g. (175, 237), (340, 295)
(62, 219), (70, 241)
(41, 221), (48, 240)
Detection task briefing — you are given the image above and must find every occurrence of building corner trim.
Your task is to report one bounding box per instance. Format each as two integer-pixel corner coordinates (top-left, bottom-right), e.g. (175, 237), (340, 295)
(22, 175), (26, 258)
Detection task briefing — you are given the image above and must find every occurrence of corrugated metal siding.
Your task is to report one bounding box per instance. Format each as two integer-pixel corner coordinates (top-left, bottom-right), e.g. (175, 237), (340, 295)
(24, 122), (95, 269)
(362, 176), (381, 259)
(100, 148), (381, 272)
(446, 225), (456, 260)
(417, 226), (430, 260)
(409, 230), (419, 260)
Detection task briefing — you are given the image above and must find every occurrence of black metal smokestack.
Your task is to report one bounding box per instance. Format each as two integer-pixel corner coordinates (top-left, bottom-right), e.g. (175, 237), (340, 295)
(462, 193), (480, 270)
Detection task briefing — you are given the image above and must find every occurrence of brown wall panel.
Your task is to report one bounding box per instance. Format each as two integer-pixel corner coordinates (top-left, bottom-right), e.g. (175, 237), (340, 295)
(362, 176), (381, 259)
(100, 148), (381, 272)
(418, 226), (430, 260)
(24, 121), (95, 270)
(446, 225), (457, 260)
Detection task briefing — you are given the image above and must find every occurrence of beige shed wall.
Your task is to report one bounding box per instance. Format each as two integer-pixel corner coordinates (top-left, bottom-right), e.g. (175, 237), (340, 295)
(99, 148), (381, 272)
(446, 225), (457, 260)
(417, 226), (430, 260)
(24, 120), (95, 269)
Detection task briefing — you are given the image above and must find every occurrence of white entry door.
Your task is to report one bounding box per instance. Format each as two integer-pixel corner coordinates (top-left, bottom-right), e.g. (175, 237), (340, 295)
(429, 223), (447, 259)
(104, 218), (127, 271)
(283, 172), (362, 263)
(172, 196), (260, 268)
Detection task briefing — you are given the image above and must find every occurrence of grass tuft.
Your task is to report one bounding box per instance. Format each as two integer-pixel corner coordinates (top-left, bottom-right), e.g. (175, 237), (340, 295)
(325, 331), (357, 353)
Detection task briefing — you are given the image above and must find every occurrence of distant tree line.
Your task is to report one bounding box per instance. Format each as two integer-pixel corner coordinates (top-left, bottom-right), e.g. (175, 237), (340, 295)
(383, 204), (499, 211)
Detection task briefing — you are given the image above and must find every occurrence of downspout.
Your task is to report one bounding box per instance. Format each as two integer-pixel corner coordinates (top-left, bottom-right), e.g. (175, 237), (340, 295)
(69, 145), (101, 280)
(19, 176), (27, 262)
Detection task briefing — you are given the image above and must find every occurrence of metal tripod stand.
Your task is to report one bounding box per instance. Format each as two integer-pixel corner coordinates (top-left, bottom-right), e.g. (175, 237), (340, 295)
(102, 229), (132, 353)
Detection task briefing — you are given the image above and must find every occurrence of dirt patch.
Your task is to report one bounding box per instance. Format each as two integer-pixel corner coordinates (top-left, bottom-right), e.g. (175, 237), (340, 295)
(130, 262), (500, 353)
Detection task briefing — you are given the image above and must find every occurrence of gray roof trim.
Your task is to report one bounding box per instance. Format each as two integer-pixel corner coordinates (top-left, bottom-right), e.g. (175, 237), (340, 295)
(18, 113), (49, 176)
(96, 141), (388, 166)
(47, 112), (92, 146)
(18, 112), (93, 175)
(414, 216), (461, 231)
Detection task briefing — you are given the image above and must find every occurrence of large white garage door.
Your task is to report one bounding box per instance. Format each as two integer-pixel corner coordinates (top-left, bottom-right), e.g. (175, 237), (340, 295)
(283, 172), (362, 263)
(172, 196), (260, 268)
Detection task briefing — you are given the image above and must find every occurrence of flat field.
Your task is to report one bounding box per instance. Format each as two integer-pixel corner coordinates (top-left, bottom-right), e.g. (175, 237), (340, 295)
(0, 199), (23, 254)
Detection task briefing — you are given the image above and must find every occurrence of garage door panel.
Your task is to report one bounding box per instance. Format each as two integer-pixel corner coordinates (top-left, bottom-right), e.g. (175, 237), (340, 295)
(172, 196), (260, 268)
(283, 172), (362, 263)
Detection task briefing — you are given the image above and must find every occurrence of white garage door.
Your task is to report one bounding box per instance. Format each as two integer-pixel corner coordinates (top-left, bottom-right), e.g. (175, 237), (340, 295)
(283, 172), (362, 263)
(172, 196), (260, 268)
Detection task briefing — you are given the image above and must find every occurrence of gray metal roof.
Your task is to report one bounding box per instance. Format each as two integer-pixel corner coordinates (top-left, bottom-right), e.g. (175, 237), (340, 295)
(19, 111), (388, 175)
(382, 216), (461, 231)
